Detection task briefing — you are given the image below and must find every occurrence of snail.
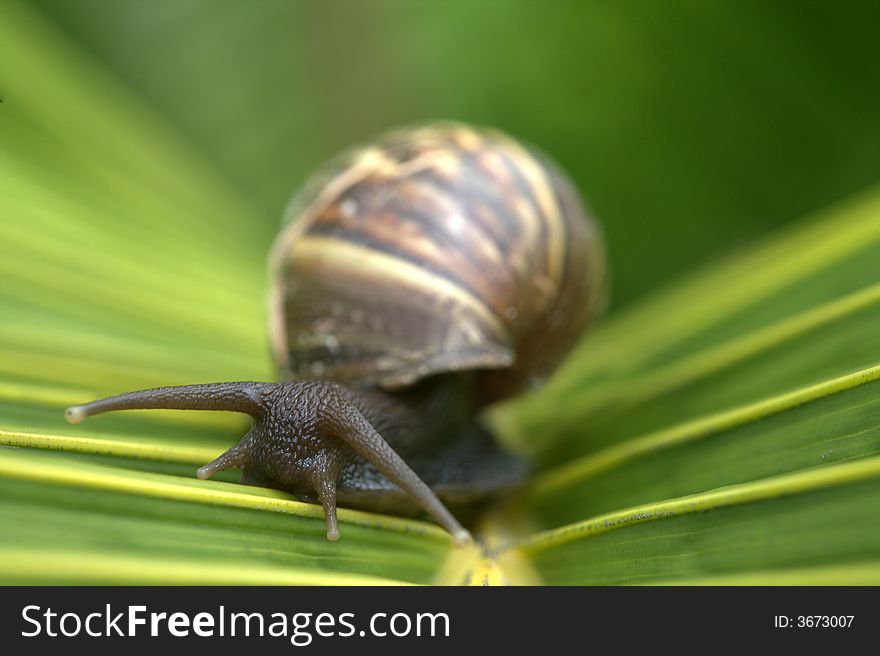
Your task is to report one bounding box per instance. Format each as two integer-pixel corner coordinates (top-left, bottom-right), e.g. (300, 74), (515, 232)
(64, 122), (605, 545)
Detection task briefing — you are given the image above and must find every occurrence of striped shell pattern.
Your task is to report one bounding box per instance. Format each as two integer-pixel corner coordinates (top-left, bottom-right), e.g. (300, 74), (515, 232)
(269, 122), (605, 406)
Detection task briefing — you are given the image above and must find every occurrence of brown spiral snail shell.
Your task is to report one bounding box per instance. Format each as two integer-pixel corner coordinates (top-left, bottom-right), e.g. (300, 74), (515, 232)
(65, 122), (606, 544)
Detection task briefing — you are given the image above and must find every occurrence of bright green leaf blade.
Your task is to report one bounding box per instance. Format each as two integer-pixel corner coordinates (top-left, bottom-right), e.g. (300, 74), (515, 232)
(0, 449), (450, 585)
(488, 189), (880, 582)
(526, 364), (880, 528)
(508, 457), (880, 585)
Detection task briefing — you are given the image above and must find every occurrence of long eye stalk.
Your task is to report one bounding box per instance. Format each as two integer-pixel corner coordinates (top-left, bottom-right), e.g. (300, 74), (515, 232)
(65, 382), (268, 423)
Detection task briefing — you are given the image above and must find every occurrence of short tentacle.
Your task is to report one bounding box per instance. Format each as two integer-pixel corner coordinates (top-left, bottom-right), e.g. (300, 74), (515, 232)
(196, 441), (252, 480)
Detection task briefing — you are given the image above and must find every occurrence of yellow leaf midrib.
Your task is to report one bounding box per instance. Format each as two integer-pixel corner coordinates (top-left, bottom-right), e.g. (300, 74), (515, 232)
(0, 547), (412, 586)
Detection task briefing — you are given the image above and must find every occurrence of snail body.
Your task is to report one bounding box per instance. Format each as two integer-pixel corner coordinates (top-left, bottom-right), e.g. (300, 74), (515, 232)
(65, 122), (605, 543)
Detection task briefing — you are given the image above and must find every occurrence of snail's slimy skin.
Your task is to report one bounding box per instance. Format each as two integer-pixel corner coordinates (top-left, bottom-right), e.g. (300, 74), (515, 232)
(64, 376), (526, 545)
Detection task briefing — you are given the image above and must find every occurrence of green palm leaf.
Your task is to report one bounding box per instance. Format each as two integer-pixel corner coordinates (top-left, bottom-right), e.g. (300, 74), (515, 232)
(2, 1), (878, 585)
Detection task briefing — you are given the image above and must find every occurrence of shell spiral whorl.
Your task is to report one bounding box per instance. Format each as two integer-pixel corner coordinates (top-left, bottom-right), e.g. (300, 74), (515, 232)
(269, 122), (605, 405)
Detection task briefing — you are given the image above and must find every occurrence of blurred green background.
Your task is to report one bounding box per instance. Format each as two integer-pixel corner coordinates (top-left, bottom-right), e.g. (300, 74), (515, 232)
(26, 0), (880, 309)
